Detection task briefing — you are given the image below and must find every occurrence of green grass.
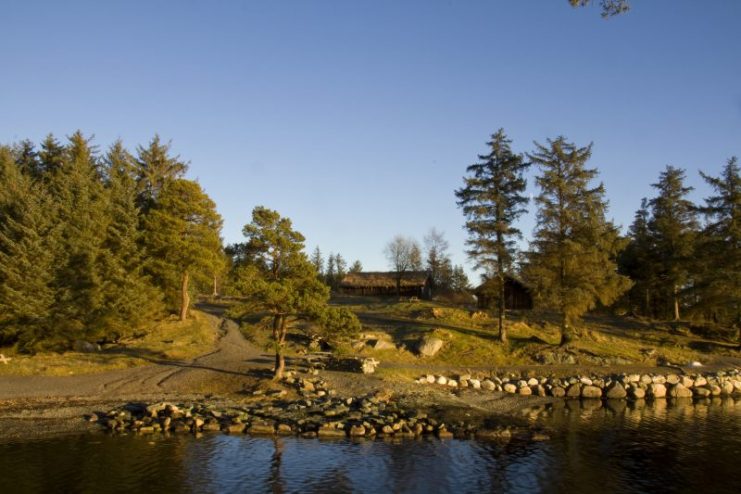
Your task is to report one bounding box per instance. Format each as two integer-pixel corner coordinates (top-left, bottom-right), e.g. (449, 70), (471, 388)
(336, 297), (739, 369)
(0, 310), (217, 376)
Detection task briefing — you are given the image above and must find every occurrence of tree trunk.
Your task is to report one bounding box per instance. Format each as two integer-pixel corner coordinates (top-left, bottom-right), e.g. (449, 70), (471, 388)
(673, 285), (680, 321)
(179, 271), (190, 321)
(497, 273), (507, 343)
(272, 315), (287, 380)
(559, 313), (571, 346)
(212, 273), (218, 297)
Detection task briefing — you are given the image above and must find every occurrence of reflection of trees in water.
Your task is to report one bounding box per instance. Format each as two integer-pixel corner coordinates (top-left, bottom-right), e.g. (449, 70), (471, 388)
(0, 433), (188, 493)
(521, 397), (741, 492)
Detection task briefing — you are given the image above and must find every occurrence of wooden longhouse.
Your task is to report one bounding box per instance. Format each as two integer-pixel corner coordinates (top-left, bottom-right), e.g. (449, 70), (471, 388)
(339, 271), (433, 298)
(475, 276), (533, 310)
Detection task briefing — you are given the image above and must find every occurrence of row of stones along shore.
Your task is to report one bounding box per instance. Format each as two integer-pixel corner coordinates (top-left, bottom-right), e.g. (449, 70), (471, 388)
(88, 371), (547, 441)
(417, 368), (741, 400)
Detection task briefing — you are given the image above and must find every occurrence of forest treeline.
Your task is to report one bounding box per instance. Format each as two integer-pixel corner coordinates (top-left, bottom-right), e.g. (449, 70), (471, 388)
(457, 130), (739, 344)
(0, 133), (224, 351)
(0, 130), (738, 356)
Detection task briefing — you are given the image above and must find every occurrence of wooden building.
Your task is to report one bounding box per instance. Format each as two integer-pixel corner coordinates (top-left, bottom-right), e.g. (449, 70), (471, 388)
(339, 271), (433, 298)
(475, 276), (533, 310)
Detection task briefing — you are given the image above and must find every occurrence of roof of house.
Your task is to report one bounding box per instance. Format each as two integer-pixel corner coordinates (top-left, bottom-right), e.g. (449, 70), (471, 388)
(340, 271), (430, 289)
(475, 275), (530, 293)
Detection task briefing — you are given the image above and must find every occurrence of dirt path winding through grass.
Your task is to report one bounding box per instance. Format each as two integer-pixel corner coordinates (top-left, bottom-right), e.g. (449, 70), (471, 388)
(0, 317), (269, 404)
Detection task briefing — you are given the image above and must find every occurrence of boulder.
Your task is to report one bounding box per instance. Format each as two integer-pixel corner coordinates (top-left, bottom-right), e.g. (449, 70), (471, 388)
(436, 376), (448, 386)
(518, 386), (532, 396)
(581, 385), (603, 399)
(372, 339), (396, 351)
(649, 383), (667, 398)
(551, 386), (566, 398)
(693, 387), (711, 397)
(629, 386), (646, 399)
(503, 383), (517, 394)
(606, 382), (627, 399)
(416, 337), (444, 357)
(481, 380), (496, 391)
(669, 383), (693, 399)
(566, 384), (582, 398)
(469, 379), (481, 390)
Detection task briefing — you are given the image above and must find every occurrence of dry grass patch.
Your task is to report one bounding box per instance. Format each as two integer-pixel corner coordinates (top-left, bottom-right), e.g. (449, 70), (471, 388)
(0, 310), (218, 377)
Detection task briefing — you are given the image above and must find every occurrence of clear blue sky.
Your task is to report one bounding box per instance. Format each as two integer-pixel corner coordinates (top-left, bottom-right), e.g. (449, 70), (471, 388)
(2, 1), (740, 279)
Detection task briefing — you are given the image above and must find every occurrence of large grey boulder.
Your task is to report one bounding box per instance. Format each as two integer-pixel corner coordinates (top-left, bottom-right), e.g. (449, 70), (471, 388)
(416, 336), (444, 357)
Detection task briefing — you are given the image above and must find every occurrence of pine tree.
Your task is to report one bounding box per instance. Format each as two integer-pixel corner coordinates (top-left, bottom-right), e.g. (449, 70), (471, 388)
(0, 147), (56, 348)
(349, 260), (363, 273)
(98, 141), (163, 336)
(524, 137), (631, 345)
(142, 179), (223, 320)
(647, 166), (698, 320)
(325, 253), (336, 287)
(45, 131), (112, 345)
(449, 265), (470, 292)
(620, 198), (659, 317)
(231, 207), (330, 379)
(696, 157), (740, 327)
(135, 135), (188, 211)
(37, 134), (66, 177)
(334, 253), (347, 287)
(310, 247), (324, 277)
(455, 129), (530, 342)
(13, 140), (40, 178)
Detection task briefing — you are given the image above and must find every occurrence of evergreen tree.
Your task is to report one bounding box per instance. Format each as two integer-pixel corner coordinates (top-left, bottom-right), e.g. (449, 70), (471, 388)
(620, 198), (659, 317)
(647, 166), (698, 320)
(37, 134), (66, 177)
(524, 137), (631, 345)
(310, 246), (324, 277)
(135, 135), (188, 210)
(334, 253), (347, 287)
(143, 179), (223, 320)
(325, 253), (336, 287)
(455, 129), (530, 342)
(231, 207), (330, 379)
(0, 147), (56, 348)
(13, 140), (40, 178)
(349, 260), (363, 273)
(449, 265), (470, 292)
(45, 132), (112, 345)
(99, 141), (163, 336)
(696, 157), (740, 327)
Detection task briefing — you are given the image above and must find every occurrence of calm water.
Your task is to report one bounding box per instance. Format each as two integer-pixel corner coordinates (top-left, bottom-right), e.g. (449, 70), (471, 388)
(1, 398), (740, 494)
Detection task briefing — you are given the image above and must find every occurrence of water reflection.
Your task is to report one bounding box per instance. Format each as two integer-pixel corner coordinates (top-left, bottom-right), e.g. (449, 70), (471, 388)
(1, 398), (739, 494)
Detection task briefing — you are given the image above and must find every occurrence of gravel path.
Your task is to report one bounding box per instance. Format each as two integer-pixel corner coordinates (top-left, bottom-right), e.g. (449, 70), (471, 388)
(0, 317), (269, 404)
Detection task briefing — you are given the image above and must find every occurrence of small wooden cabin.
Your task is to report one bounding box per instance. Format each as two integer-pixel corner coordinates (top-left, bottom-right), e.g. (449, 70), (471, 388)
(475, 276), (533, 310)
(339, 271), (433, 298)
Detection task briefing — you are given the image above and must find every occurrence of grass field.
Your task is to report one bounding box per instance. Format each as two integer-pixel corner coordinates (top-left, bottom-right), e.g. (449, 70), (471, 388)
(0, 310), (217, 376)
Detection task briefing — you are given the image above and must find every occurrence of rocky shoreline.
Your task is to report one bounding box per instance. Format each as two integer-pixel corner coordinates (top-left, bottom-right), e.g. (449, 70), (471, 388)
(87, 371), (549, 443)
(417, 368), (741, 400)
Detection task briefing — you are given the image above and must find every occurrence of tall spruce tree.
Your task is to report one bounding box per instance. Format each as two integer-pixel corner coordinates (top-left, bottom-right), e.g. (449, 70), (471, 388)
(231, 207), (330, 379)
(310, 247), (324, 277)
(455, 129), (530, 342)
(696, 157), (740, 327)
(647, 166), (698, 320)
(45, 132), (112, 345)
(524, 137), (631, 345)
(99, 141), (163, 336)
(620, 198), (659, 317)
(135, 135), (188, 211)
(143, 179), (223, 320)
(0, 147), (56, 348)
